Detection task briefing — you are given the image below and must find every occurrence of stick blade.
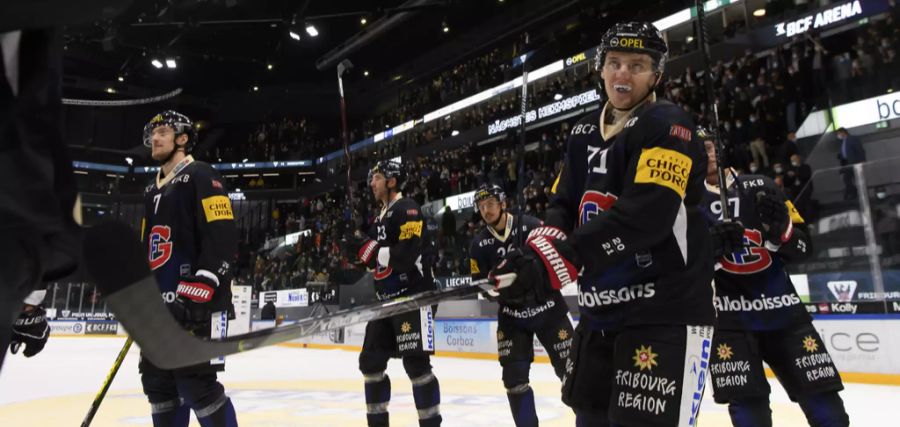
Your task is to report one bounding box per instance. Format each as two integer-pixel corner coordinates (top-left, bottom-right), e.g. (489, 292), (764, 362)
(82, 221), (149, 296)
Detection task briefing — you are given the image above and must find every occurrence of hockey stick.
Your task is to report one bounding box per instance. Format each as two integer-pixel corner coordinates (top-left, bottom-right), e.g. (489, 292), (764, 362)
(337, 59), (355, 222)
(83, 221), (506, 369)
(694, 0), (732, 220)
(80, 337), (133, 427)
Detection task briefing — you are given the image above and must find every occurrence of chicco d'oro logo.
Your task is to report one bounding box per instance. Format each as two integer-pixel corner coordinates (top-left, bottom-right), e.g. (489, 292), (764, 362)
(148, 225), (173, 270)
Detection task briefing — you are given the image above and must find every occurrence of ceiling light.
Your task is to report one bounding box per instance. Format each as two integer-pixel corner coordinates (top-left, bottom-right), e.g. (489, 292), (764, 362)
(125, 157), (133, 165)
(305, 25), (318, 37)
(289, 30), (301, 41)
(554, 93), (563, 101)
(117, 75), (124, 82)
(151, 58), (163, 68)
(252, 86), (259, 92)
(686, 36), (694, 43)
(106, 87), (116, 94)
(165, 58), (176, 68)
(363, 70), (369, 76)
(753, 8), (766, 17)
(360, 17), (367, 25)
(442, 24), (449, 33)
(451, 130), (460, 136)
(267, 63), (273, 70)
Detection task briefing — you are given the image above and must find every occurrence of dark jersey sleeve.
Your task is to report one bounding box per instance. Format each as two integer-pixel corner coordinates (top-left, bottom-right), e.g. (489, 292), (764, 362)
(384, 199), (426, 272)
(569, 105), (706, 273)
(192, 163), (238, 283)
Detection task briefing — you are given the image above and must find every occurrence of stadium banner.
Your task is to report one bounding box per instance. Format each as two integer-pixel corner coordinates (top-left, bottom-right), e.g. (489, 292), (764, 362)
(750, 0), (889, 46)
(84, 320), (119, 335)
(49, 320), (86, 335)
(258, 288), (309, 309)
(230, 285), (253, 336)
(438, 320), (496, 354)
(805, 270), (900, 304)
(811, 317), (900, 375)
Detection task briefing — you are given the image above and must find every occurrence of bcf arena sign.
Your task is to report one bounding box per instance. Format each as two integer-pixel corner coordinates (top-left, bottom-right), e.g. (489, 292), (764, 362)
(774, 0), (863, 38)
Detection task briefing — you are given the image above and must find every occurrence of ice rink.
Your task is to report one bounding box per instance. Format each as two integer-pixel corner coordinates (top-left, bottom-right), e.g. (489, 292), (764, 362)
(1, 336), (898, 426)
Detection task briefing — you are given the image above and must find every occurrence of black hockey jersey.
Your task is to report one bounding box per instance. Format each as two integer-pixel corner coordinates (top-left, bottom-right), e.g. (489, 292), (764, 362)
(141, 156), (237, 312)
(546, 100), (714, 330)
(701, 173), (811, 330)
(368, 195), (436, 301)
(469, 214), (567, 313)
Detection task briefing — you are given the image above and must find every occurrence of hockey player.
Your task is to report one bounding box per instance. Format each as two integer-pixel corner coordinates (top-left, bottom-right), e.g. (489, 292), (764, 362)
(1, 28), (81, 371)
(489, 22), (715, 426)
(469, 183), (574, 427)
(352, 160), (442, 427)
(140, 110), (239, 427)
(701, 136), (849, 427)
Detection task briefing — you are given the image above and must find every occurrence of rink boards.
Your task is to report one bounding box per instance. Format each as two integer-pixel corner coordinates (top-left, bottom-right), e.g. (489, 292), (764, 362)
(48, 315), (900, 385)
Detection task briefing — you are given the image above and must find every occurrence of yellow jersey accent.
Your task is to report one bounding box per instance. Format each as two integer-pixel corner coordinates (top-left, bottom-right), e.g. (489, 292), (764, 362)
(786, 200), (805, 224)
(399, 220), (423, 240)
(201, 195), (234, 222)
(634, 147), (692, 198)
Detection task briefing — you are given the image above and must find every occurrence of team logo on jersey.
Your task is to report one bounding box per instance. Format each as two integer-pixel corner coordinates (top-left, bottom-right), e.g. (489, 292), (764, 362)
(148, 225), (173, 270)
(803, 335), (819, 353)
(633, 345), (658, 371)
(634, 147), (691, 198)
(201, 195), (233, 222)
(558, 329), (569, 341)
(719, 228), (772, 275)
(668, 124), (692, 142)
(399, 220), (423, 240)
(716, 343), (734, 361)
(497, 330), (505, 341)
(802, 336), (819, 353)
(401, 322), (412, 333)
(470, 259), (481, 275)
(578, 190), (618, 226)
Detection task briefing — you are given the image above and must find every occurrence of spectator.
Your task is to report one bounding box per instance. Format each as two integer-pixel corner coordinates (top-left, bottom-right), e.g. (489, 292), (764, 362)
(836, 127), (866, 200)
(261, 300), (277, 321)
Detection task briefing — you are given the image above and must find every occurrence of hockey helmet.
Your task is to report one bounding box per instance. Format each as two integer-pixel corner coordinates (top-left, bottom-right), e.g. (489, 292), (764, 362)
(595, 21), (668, 73)
(474, 183), (506, 206)
(368, 160), (405, 190)
(143, 110), (196, 151)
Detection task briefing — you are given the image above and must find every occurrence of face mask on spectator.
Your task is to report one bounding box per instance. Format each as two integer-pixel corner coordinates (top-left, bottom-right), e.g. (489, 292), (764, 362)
(774, 166), (783, 174)
(791, 161), (800, 167)
(750, 164), (759, 173)
(735, 121), (742, 128)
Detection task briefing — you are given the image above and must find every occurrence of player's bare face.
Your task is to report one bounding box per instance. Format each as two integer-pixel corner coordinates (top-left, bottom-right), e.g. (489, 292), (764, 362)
(477, 198), (503, 225)
(704, 139), (719, 184)
(601, 52), (657, 110)
(150, 125), (176, 161)
(370, 173), (388, 202)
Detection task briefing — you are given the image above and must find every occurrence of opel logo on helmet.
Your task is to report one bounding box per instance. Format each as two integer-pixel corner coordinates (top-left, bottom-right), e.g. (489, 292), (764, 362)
(610, 37), (619, 47)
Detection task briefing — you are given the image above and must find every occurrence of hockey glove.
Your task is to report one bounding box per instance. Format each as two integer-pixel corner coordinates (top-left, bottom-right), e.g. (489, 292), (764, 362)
(489, 249), (544, 305)
(756, 190), (792, 243)
(710, 221), (746, 258)
(10, 305), (49, 357)
(526, 225), (567, 242)
(526, 236), (579, 291)
(170, 271), (219, 329)
(356, 239), (380, 270)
